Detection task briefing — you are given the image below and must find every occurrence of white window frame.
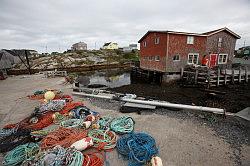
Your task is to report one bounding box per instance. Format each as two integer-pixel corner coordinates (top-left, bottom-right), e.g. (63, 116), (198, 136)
(155, 55), (160, 61)
(173, 54), (180, 61)
(218, 54), (228, 64)
(187, 53), (199, 64)
(143, 41), (147, 47)
(155, 37), (160, 44)
(187, 36), (194, 44)
(218, 37), (222, 47)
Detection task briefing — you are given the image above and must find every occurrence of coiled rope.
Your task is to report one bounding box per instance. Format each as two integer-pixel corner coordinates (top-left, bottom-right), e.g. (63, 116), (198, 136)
(110, 116), (134, 134)
(97, 116), (113, 130)
(83, 152), (104, 166)
(88, 129), (117, 150)
(116, 132), (158, 166)
(0, 129), (33, 153)
(2, 142), (39, 166)
(60, 119), (86, 128)
(40, 128), (87, 150)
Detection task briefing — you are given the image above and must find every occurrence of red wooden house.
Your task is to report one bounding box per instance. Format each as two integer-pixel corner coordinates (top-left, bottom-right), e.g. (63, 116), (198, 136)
(138, 27), (240, 73)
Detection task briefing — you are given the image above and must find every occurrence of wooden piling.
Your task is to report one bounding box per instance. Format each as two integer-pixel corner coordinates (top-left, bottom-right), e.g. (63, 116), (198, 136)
(224, 69), (227, 85)
(195, 69), (198, 84)
(217, 68), (220, 86)
(180, 68), (184, 78)
(207, 69), (211, 89)
(245, 66), (248, 83)
(239, 67), (242, 83)
(231, 69), (235, 84)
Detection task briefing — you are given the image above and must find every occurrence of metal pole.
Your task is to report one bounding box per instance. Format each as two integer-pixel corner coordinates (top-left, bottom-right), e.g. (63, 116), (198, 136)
(72, 92), (225, 114)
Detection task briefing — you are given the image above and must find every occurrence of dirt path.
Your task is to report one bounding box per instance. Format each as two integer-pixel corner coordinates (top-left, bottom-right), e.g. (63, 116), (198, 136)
(0, 75), (249, 165)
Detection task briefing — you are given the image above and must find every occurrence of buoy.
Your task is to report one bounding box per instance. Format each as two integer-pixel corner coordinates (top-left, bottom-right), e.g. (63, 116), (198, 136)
(44, 91), (55, 101)
(151, 156), (163, 166)
(70, 137), (93, 151)
(92, 123), (100, 129)
(83, 121), (92, 129)
(86, 115), (95, 122)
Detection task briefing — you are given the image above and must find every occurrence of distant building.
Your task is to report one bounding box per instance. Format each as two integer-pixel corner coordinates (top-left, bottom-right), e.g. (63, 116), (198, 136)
(123, 44), (138, 52)
(71, 42), (87, 51)
(102, 42), (118, 50)
(129, 44), (138, 50)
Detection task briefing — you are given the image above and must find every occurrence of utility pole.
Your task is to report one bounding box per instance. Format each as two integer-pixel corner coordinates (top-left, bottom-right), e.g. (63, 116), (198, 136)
(95, 42), (96, 50)
(243, 40), (246, 47)
(25, 50), (31, 75)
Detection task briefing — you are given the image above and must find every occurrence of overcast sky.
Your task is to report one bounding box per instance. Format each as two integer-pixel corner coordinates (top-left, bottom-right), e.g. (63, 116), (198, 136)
(0, 0), (249, 53)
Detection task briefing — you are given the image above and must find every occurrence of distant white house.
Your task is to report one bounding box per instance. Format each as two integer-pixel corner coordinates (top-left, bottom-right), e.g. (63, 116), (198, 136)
(71, 42), (87, 51)
(123, 44), (138, 52)
(102, 42), (118, 50)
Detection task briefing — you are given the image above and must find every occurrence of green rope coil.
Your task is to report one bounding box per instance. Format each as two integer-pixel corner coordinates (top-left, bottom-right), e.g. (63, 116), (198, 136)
(88, 129), (117, 150)
(60, 119), (85, 128)
(2, 142), (39, 166)
(97, 116), (113, 130)
(110, 116), (134, 134)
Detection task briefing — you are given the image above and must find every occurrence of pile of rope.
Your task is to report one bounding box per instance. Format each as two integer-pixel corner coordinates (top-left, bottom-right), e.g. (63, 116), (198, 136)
(88, 129), (117, 150)
(0, 129), (34, 153)
(2, 143), (39, 166)
(1, 89), (160, 166)
(110, 116), (134, 134)
(40, 127), (88, 150)
(116, 132), (158, 166)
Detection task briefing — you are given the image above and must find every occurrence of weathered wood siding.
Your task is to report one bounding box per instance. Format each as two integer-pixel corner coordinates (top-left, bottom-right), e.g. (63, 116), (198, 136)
(206, 31), (237, 67)
(166, 34), (207, 72)
(139, 32), (167, 72)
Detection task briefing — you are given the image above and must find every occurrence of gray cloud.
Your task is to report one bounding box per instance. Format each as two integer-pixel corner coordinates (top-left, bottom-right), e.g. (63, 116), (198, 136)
(0, 0), (249, 53)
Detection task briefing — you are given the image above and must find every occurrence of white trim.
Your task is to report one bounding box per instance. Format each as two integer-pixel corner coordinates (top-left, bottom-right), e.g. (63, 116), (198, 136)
(155, 55), (160, 61)
(173, 54), (180, 61)
(218, 53), (228, 64)
(155, 37), (160, 44)
(187, 36), (194, 44)
(187, 53), (199, 65)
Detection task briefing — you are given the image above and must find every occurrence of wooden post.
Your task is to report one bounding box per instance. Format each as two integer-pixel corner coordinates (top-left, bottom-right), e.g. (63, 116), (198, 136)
(217, 68), (220, 86)
(195, 69), (198, 84)
(245, 66), (248, 83)
(180, 68), (184, 78)
(239, 67), (242, 83)
(231, 69), (235, 84)
(207, 69), (211, 89)
(224, 69), (227, 85)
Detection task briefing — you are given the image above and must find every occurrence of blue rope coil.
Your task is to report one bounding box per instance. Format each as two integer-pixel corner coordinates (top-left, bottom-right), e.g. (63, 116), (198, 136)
(70, 106), (99, 119)
(117, 132), (158, 166)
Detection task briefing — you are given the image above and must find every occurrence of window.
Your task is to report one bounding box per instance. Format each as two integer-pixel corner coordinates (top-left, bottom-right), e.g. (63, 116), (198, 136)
(173, 55), (180, 61)
(187, 53), (199, 64)
(143, 56), (147, 60)
(187, 36), (194, 44)
(218, 54), (227, 64)
(143, 41), (147, 47)
(155, 37), (160, 44)
(218, 37), (222, 47)
(155, 55), (160, 61)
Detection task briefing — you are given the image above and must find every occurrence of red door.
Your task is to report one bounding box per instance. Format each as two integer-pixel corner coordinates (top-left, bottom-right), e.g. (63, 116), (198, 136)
(209, 54), (218, 68)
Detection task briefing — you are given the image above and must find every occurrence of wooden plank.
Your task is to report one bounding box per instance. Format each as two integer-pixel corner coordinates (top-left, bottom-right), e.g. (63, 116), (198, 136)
(239, 67), (242, 83)
(245, 66), (248, 83)
(124, 102), (156, 109)
(180, 68), (184, 78)
(217, 68), (220, 86)
(207, 69), (211, 89)
(224, 69), (227, 85)
(232, 69), (235, 84)
(195, 69), (198, 84)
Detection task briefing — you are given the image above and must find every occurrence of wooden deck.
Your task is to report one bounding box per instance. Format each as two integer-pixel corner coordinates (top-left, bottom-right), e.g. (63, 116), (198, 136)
(181, 66), (249, 88)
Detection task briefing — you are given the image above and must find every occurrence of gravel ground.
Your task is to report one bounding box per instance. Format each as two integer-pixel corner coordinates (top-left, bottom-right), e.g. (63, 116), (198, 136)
(83, 97), (250, 165)
(0, 75), (249, 165)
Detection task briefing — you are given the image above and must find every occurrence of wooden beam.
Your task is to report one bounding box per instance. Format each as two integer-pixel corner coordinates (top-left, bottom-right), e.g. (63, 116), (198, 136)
(224, 69), (227, 85)
(239, 67), (242, 83)
(195, 69), (198, 84)
(245, 66), (248, 83)
(231, 69), (235, 84)
(216, 68), (220, 86)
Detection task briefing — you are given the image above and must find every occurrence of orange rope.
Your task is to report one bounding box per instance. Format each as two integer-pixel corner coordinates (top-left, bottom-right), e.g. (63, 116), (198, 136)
(83, 152), (104, 166)
(40, 128), (87, 150)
